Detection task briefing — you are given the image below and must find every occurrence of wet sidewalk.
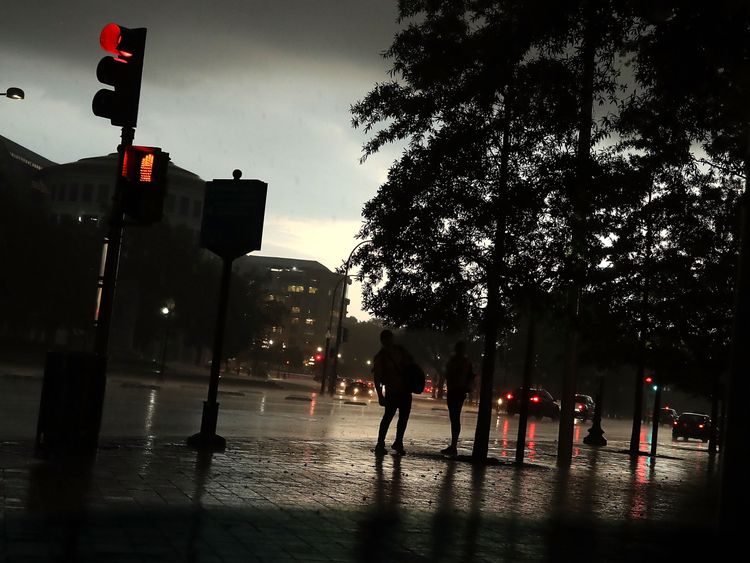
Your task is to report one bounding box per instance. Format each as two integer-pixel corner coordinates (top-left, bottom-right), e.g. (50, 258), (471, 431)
(0, 435), (723, 562)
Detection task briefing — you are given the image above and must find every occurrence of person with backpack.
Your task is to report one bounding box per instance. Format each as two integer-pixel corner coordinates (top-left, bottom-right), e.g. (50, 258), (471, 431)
(441, 340), (476, 456)
(373, 329), (413, 455)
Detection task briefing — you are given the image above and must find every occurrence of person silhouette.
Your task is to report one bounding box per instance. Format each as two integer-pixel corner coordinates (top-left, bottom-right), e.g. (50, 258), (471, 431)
(441, 340), (476, 456)
(373, 329), (413, 455)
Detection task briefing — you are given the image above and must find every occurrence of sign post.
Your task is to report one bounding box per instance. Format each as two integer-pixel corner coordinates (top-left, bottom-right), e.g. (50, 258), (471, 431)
(187, 170), (267, 452)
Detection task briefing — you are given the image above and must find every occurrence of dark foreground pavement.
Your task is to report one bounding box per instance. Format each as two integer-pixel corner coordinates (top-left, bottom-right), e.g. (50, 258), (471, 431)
(0, 433), (725, 563)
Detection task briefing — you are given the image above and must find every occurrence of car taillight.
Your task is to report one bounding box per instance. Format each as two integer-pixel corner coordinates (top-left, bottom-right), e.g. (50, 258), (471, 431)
(507, 393), (513, 400)
(673, 421), (678, 426)
(531, 396), (540, 403)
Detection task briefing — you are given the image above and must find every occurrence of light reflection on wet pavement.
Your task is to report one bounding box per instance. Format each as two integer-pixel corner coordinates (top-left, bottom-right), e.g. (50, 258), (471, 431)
(0, 374), (724, 561)
(1, 434), (721, 562)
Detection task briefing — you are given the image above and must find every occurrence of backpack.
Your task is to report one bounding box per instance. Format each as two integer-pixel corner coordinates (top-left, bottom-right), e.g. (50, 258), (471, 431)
(407, 362), (426, 394)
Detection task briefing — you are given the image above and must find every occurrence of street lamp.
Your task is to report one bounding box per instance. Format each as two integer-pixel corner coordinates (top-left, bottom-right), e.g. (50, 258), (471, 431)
(326, 239), (372, 396)
(319, 274), (349, 394)
(1, 87), (24, 100)
(159, 300), (175, 379)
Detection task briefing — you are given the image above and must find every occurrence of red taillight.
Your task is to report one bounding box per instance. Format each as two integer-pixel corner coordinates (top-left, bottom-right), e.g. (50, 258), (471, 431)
(673, 421), (678, 426)
(507, 393), (513, 400)
(531, 396), (540, 403)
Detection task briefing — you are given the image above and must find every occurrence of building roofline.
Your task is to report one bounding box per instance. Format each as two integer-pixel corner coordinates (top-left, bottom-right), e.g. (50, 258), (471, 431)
(0, 134), (58, 169)
(236, 255), (335, 275)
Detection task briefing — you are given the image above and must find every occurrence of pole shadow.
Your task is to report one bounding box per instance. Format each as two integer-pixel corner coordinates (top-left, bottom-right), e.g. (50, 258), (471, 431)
(356, 454), (405, 562)
(27, 453), (96, 562)
(186, 448), (214, 563)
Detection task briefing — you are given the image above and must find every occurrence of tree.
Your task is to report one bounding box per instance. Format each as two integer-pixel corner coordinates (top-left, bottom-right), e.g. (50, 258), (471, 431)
(352, 0), (636, 461)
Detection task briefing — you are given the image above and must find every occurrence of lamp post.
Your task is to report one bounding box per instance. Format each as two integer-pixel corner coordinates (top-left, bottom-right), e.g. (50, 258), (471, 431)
(320, 275), (347, 394)
(158, 299), (175, 379)
(327, 239), (372, 396)
(1, 87), (24, 100)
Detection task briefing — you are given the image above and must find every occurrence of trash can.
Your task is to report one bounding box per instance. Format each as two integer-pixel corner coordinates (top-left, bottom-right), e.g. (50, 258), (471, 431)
(35, 350), (107, 456)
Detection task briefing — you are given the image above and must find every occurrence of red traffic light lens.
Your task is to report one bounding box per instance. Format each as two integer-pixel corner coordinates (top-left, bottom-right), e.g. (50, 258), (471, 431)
(100, 24), (122, 54)
(100, 23), (133, 62)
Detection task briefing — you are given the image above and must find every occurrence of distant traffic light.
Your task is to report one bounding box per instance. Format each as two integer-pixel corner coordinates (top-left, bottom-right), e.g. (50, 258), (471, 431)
(92, 23), (147, 128)
(314, 353), (324, 363)
(121, 146), (169, 224)
(644, 376), (653, 384)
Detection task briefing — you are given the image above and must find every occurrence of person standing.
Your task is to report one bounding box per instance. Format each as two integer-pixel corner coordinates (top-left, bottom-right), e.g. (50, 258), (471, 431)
(441, 340), (476, 456)
(373, 329), (413, 455)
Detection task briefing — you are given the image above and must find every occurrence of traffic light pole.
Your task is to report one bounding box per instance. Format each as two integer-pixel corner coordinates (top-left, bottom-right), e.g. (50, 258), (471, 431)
(94, 126), (134, 357)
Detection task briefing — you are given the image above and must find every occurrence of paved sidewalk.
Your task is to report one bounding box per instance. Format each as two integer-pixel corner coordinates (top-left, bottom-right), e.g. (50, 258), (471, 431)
(1, 434), (723, 562)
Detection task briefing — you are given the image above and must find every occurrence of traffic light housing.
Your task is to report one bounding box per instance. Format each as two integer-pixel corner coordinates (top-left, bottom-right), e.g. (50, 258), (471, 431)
(92, 23), (146, 128)
(121, 146), (169, 224)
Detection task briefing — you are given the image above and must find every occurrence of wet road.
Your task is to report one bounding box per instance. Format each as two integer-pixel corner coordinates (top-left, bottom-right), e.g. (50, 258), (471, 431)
(0, 372), (722, 561)
(0, 373), (711, 460)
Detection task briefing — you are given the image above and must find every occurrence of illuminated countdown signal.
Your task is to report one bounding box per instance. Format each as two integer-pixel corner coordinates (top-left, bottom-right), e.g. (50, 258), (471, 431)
(121, 145), (170, 224)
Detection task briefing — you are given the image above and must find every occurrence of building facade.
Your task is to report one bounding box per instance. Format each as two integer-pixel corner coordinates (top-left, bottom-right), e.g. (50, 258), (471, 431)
(235, 255), (344, 364)
(2, 135), (344, 370)
(37, 153), (205, 234)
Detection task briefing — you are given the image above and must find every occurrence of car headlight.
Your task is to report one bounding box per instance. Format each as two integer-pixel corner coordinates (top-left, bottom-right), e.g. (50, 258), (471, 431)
(497, 398), (503, 406)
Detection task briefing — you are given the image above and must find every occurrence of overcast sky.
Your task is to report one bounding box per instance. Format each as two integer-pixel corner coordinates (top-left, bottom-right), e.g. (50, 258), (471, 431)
(1, 0), (406, 320)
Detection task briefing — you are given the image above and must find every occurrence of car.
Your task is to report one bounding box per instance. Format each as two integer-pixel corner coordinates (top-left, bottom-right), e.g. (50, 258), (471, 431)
(672, 412), (712, 442)
(343, 381), (374, 399)
(335, 377), (353, 393)
(504, 387), (561, 420)
(656, 407), (678, 426)
(574, 394), (595, 421)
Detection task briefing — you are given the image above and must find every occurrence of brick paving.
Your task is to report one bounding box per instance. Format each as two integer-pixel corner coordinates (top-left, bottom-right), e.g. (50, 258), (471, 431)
(0, 434), (725, 562)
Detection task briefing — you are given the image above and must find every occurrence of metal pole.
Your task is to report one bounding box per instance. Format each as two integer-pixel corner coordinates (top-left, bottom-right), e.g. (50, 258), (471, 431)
(159, 311), (171, 379)
(94, 126), (134, 357)
(188, 257), (232, 451)
(327, 240), (371, 396)
(584, 375), (607, 446)
(328, 275), (349, 396)
(515, 317), (535, 465)
(320, 275), (345, 394)
(649, 384), (661, 460)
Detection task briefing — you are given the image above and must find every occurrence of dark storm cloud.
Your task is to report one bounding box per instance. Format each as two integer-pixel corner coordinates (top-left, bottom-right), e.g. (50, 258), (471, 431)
(1, 1), (399, 80)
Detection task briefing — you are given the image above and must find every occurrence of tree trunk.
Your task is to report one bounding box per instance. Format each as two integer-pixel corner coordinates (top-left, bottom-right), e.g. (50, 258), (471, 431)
(472, 84), (513, 461)
(558, 7), (595, 468)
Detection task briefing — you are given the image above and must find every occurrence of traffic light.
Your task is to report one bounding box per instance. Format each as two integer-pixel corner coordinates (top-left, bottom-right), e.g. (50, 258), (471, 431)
(92, 23), (147, 128)
(644, 376), (653, 384)
(121, 146), (169, 224)
(314, 353), (324, 363)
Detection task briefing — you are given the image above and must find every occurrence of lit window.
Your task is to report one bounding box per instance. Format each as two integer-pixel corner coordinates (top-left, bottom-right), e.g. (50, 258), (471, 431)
(308, 287), (318, 294)
(288, 285), (305, 293)
(291, 317), (300, 324)
(305, 319), (315, 325)
(291, 306), (301, 313)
